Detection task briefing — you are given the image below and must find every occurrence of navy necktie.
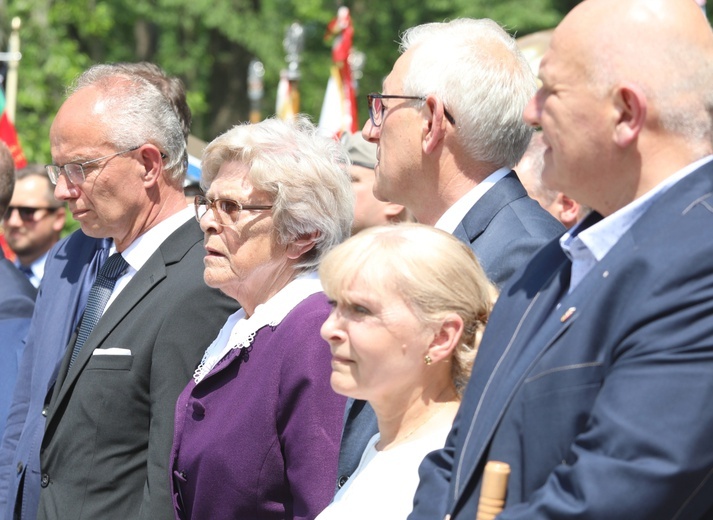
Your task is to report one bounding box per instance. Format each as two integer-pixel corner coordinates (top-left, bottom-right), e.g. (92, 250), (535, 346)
(18, 264), (33, 280)
(72, 238), (112, 331)
(68, 252), (128, 372)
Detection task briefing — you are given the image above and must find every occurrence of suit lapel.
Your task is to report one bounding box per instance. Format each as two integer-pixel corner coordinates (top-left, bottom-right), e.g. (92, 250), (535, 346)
(452, 249), (573, 496)
(454, 171), (527, 243)
(46, 219), (202, 427)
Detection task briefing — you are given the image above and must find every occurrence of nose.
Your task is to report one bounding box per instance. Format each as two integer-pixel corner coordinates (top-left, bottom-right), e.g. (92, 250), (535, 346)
(361, 118), (380, 144)
(522, 93), (541, 128)
(53, 174), (79, 201)
(198, 205), (222, 235)
(320, 308), (344, 346)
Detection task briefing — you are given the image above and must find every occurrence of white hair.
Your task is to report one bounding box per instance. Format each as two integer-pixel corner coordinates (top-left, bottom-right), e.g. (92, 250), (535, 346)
(201, 116), (354, 272)
(400, 18), (537, 168)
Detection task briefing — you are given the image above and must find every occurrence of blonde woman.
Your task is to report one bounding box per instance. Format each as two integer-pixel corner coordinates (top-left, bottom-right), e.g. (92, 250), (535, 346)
(317, 223), (494, 520)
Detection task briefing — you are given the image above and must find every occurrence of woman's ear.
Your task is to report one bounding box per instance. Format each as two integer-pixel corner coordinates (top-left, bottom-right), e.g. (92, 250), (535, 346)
(286, 231), (320, 260)
(426, 313), (464, 364)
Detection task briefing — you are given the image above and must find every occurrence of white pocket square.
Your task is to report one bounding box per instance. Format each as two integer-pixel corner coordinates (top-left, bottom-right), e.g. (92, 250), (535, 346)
(92, 348), (132, 356)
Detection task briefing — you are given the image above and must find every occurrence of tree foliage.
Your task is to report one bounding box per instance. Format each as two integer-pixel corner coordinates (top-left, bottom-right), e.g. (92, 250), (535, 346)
(2, 0), (694, 164)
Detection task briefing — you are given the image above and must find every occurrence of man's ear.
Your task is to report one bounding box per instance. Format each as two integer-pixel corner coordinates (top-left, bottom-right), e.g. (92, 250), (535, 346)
(138, 145), (165, 187)
(287, 231), (320, 260)
(556, 194), (582, 229)
(422, 95), (448, 155)
(426, 313), (464, 364)
(383, 202), (408, 222)
(613, 82), (646, 148)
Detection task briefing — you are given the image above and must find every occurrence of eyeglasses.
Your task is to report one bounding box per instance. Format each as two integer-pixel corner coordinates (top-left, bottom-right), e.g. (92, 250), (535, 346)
(3, 205), (62, 223)
(194, 195), (273, 226)
(45, 145), (141, 186)
(366, 93), (456, 127)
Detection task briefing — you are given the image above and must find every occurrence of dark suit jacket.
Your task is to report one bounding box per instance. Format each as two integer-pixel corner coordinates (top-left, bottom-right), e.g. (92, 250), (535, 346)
(409, 163), (713, 519)
(0, 249), (35, 439)
(37, 219), (238, 520)
(0, 231), (104, 520)
(336, 172), (564, 490)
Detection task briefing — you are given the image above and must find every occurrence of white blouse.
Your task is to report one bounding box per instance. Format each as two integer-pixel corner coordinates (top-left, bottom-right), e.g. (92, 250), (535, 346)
(316, 419), (453, 520)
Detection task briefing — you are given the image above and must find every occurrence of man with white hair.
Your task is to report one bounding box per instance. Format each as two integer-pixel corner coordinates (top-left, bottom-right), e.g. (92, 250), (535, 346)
(337, 18), (563, 493)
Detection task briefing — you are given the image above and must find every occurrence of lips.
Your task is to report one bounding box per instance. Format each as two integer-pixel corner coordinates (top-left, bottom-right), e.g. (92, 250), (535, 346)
(204, 245), (225, 259)
(331, 355), (354, 366)
(71, 208), (90, 220)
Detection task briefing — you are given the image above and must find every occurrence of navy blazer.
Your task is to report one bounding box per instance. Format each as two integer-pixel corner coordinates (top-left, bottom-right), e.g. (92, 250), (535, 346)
(0, 231), (104, 520)
(0, 249), (36, 439)
(409, 163), (713, 519)
(335, 172), (564, 491)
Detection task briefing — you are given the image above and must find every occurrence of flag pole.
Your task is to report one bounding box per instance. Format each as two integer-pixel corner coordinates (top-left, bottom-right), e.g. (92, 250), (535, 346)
(6, 17), (21, 123)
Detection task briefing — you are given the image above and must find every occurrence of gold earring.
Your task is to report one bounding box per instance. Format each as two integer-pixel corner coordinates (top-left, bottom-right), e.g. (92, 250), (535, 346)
(424, 354), (432, 366)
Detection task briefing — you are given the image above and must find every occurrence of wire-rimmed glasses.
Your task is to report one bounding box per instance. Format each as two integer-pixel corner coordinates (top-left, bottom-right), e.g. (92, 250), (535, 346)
(366, 93), (456, 127)
(194, 195), (273, 226)
(45, 145), (141, 186)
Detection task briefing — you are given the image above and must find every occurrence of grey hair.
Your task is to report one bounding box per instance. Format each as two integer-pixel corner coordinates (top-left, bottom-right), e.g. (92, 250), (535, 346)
(399, 18), (537, 168)
(201, 116), (354, 272)
(69, 64), (187, 185)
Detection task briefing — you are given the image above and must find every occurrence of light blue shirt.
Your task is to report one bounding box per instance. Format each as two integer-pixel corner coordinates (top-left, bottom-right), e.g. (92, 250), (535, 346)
(14, 251), (48, 289)
(560, 155), (713, 293)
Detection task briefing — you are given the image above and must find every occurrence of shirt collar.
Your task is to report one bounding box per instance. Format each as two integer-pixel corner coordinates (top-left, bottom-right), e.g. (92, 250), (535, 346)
(111, 206), (193, 271)
(435, 167), (510, 233)
(561, 154), (713, 262)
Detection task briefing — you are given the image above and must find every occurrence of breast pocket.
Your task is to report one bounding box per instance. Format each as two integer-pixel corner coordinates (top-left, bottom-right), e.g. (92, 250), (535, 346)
(85, 354), (134, 371)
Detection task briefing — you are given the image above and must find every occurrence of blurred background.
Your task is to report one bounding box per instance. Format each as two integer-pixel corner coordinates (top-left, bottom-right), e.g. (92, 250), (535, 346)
(0, 0), (709, 167)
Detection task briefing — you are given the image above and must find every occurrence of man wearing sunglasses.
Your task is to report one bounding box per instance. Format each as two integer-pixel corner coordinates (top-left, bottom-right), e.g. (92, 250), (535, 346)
(2, 165), (66, 288)
(0, 141), (36, 462)
(337, 18), (565, 495)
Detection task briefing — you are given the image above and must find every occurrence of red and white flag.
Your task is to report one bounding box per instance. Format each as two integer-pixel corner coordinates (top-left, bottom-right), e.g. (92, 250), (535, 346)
(318, 7), (358, 138)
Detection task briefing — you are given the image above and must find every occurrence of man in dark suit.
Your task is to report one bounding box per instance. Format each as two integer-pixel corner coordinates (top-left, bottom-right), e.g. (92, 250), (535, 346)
(409, 0), (713, 518)
(337, 18), (564, 490)
(0, 64), (220, 520)
(6, 65), (236, 520)
(0, 141), (35, 439)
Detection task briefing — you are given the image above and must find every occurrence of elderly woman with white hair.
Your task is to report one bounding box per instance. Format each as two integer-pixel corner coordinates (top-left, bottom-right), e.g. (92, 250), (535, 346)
(316, 223), (494, 520)
(169, 116), (353, 520)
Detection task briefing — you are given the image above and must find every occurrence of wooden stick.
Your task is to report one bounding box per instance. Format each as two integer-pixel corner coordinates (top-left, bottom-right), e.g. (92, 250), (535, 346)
(476, 461), (511, 520)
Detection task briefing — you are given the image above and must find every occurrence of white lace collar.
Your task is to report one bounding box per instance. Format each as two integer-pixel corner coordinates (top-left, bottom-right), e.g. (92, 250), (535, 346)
(192, 272), (323, 383)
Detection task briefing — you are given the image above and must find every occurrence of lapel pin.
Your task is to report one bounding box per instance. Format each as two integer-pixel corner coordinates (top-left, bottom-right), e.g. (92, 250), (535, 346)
(560, 306), (576, 323)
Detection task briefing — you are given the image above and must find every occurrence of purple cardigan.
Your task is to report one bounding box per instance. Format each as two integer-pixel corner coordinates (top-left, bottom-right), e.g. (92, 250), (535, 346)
(170, 292), (346, 520)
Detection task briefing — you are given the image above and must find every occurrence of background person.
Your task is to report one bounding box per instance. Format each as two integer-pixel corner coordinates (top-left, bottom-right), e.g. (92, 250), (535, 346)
(169, 116), (353, 520)
(409, 0), (713, 518)
(340, 132), (409, 234)
(0, 142), (35, 443)
(316, 224), (493, 520)
(2, 165), (66, 288)
(515, 132), (587, 228)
